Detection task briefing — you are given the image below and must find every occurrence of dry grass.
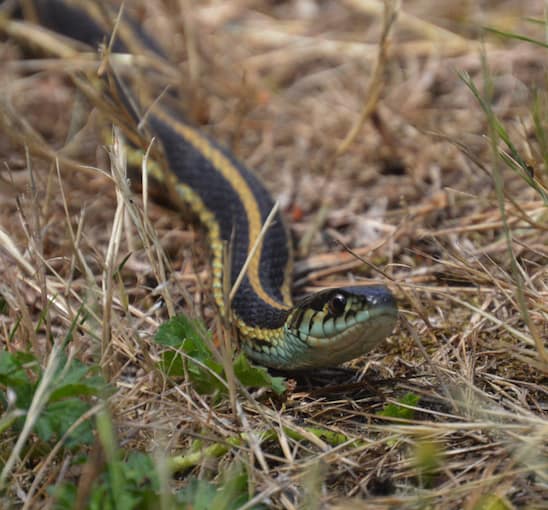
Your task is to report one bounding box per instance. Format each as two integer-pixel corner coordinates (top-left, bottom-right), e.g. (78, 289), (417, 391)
(0, 0), (546, 508)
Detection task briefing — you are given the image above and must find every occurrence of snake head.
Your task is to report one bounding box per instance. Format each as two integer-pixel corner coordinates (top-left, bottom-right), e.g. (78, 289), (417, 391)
(279, 286), (398, 370)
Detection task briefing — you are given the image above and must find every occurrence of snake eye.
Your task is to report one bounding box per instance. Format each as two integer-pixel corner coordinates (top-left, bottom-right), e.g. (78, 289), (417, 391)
(328, 293), (347, 316)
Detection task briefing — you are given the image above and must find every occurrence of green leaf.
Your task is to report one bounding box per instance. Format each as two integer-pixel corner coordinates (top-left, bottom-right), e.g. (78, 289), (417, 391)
(175, 478), (217, 508)
(156, 315), (286, 396)
(52, 360), (90, 385)
(0, 351), (39, 382)
(39, 360), (106, 446)
(0, 351), (40, 409)
(233, 353), (286, 395)
(35, 398), (94, 447)
(174, 466), (266, 510)
(49, 360), (106, 402)
(377, 392), (420, 419)
(1, 351), (106, 448)
(49, 382), (103, 401)
(155, 314), (208, 353)
(161, 345), (225, 394)
(185, 357), (225, 395)
(155, 314), (226, 395)
(50, 482), (77, 510)
(123, 452), (159, 490)
(50, 451), (159, 510)
(53, 454), (263, 510)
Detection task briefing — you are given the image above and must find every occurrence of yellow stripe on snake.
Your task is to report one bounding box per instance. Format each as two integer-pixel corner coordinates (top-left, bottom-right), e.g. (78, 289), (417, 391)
(7, 0), (397, 370)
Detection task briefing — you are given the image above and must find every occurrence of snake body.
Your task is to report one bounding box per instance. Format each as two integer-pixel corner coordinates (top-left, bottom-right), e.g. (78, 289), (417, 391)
(11, 0), (397, 370)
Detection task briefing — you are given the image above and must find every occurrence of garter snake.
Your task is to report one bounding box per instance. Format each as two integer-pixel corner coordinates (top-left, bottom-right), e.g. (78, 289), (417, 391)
(8, 0), (398, 370)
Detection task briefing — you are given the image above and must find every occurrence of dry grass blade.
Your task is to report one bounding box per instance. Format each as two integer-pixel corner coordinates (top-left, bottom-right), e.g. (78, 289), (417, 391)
(229, 200), (280, 304)
(335, 0), (399, 158)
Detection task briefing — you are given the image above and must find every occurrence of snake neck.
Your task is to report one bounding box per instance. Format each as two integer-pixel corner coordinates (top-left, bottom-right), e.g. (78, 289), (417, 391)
(146, 109), (294, 331)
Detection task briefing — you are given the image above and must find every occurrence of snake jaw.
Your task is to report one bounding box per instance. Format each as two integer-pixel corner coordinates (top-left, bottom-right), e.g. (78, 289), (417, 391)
(298, 307), (398, 369)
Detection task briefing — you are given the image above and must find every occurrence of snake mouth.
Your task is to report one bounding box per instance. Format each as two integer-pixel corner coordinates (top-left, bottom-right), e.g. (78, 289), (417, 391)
(330, 307), (398, 362)
(303, 306), (398, 367)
